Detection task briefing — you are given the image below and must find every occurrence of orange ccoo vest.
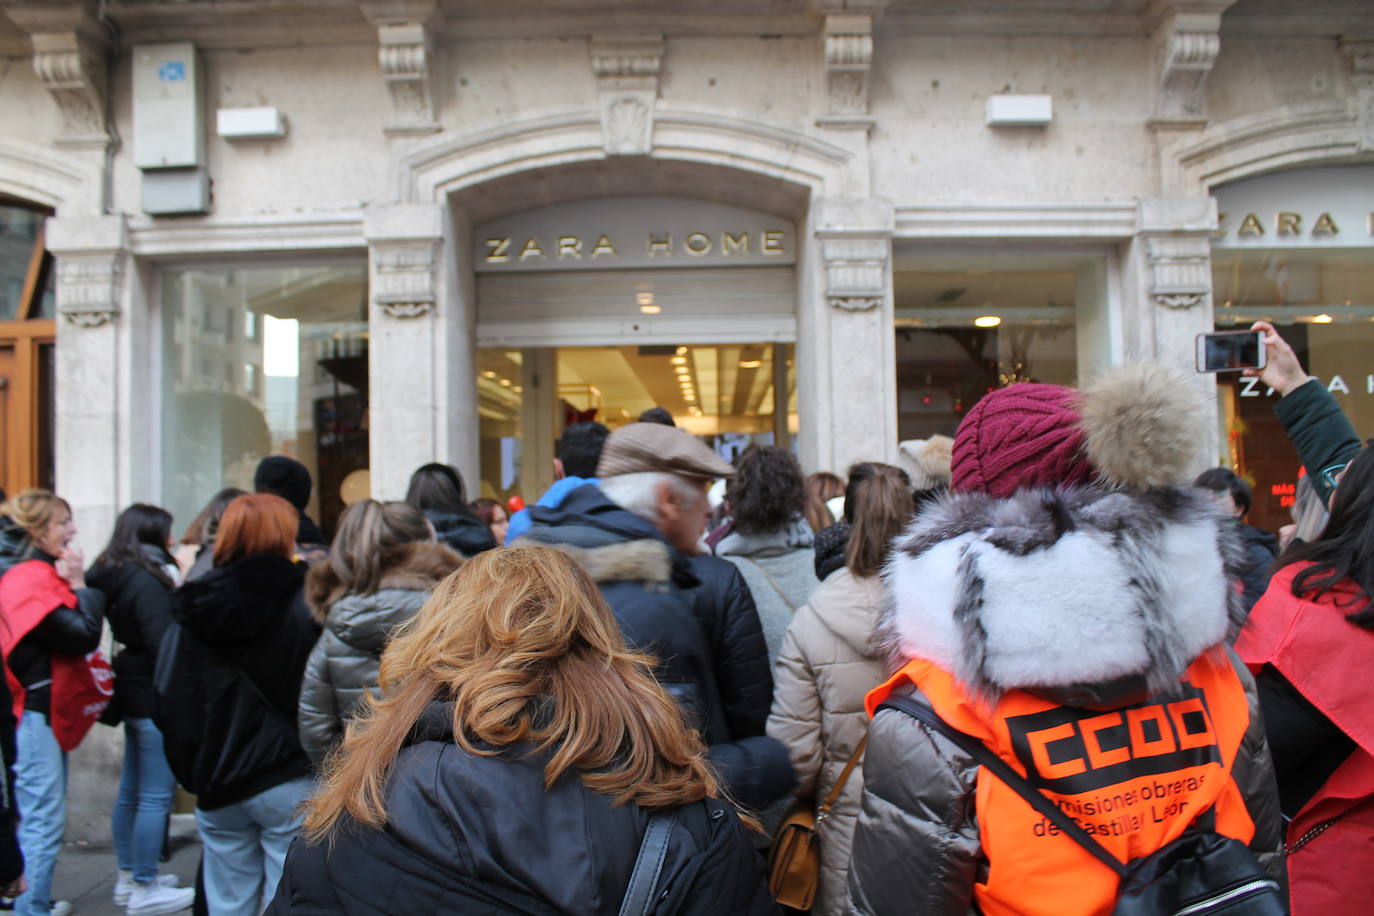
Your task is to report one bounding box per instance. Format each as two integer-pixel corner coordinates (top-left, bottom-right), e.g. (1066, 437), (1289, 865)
(866, 649), (1256, 916)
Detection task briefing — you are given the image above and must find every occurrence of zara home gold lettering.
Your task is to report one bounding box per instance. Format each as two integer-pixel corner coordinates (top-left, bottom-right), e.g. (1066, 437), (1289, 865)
(484, 230), (786, 263)
(1219, 210), (1364, 238)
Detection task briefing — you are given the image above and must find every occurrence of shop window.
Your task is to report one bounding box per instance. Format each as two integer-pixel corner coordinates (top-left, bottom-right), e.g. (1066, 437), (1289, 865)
(893, 261), (1087, 442)
(476, 343), (796, 504)
(0, 199), (57, 494)
(1210, 248), (1374, 534)
(162, 264), (368, 539)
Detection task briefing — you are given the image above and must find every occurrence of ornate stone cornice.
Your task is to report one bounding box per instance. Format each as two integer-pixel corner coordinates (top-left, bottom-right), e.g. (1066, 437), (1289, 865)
(815, 197), (894, 312)
(9, 1), (113, 150)
(818, 14), (874, 129)
(55, 252), (124, 327)
(1138, 197), (1216, 310)
(372, 240), (438, 317)
(360, 1), (441, 136)
(365, 204), (442, 319)
(589, 35), (663, 156)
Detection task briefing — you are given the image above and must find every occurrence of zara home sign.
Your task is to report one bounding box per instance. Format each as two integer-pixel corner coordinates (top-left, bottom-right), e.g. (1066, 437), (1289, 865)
(474, 197), (797, 273)
(1212, 165), (1374, 249)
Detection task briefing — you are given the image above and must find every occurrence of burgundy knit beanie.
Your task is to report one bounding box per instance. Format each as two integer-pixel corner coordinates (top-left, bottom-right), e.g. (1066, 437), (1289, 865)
(950, 383), (1097, 498)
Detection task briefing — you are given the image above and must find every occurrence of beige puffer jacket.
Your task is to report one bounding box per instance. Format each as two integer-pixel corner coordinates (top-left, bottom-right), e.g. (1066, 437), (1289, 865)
(767, 567), (888, 916)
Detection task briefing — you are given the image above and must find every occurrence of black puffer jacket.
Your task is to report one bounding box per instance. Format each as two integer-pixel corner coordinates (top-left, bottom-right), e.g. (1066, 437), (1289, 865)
(297, 541), (462, 765)
(87, 548), (178, 719)
(266, 701), (776, 916)
(521, 485), (794, 809)
(163, 554), (319, 810)
(423, 509), (498, 558)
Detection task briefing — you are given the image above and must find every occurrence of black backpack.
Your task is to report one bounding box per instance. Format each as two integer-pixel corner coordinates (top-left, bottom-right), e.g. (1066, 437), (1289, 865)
(878, 695), (1287, 916)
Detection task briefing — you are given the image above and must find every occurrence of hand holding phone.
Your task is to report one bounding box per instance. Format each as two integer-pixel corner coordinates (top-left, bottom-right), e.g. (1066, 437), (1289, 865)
(1244, 321), (1309, 396)
(1196, 330), (1266, 373)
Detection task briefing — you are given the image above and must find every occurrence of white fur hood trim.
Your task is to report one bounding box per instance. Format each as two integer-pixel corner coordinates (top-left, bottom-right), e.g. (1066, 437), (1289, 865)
(881, 486), (1246, 700)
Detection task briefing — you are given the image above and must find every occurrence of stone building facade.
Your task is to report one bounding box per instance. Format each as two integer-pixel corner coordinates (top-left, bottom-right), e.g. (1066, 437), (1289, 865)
(1, 0), (1372, 827)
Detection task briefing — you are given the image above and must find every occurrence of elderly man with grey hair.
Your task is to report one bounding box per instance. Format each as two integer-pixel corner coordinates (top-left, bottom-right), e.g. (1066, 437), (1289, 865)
(520, 423), (794, 809)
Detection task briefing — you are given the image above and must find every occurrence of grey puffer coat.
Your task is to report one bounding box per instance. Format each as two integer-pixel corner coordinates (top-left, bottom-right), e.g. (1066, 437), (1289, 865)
(767, 568), (886, 916)
(297, 541), (462, 765)
(845, 486), (1285, 916)
(715, 518), (818, 665)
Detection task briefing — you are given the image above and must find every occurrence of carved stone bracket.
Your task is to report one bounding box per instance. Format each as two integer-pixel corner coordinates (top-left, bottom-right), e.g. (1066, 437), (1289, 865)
(590, 35), (663, 156)
(360, 2), (441, 136)
(6, 0), (114, 151)
(1147, 3), (1228, 130)
(818, 14), (875, 129)
(55, 252), (124, 327)
(372, 240), (439, 318)
(1340, 37), (1374, 151)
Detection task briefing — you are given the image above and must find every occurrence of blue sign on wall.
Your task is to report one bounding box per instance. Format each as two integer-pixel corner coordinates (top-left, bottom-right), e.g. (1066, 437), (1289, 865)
(158, 61), (186, 82)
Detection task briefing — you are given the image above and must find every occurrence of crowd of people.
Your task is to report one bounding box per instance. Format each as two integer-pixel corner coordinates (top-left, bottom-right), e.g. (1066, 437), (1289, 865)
(0, 318), (1368, 915)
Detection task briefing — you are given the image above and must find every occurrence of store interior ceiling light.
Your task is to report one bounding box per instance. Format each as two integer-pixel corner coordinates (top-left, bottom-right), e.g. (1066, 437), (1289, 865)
(974, 315), (1003, 327)
(639, 304), (662, 314)
(482, 370), (497, 378)
(1310, 314), (1334, 323)
(738, 359), (763, 369)
(671, 355), (687, 365)
(675, 346), (688, 355)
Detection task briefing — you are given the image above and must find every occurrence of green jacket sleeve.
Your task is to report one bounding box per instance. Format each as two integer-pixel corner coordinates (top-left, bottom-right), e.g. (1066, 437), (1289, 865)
(1272, 379), (1362, 505)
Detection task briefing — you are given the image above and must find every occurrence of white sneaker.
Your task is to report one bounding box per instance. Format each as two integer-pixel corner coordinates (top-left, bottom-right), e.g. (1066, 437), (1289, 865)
(125, 883), (194, 916)
(113, 874), (180, 906)
(48, 903), (73, 916)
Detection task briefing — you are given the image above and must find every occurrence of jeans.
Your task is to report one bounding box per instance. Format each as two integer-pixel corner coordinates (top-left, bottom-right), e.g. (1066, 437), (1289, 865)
(112, 717), (177, 884)
(195, 776), (313, 916)
(14, 712), (67, 916)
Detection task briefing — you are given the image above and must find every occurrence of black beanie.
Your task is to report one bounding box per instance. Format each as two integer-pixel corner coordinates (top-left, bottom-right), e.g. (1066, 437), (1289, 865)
(254, 456), (312, 510)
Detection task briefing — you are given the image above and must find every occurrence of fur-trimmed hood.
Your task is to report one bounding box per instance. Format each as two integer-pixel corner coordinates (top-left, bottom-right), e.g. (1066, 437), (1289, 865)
(881, 485), (1247, 705)
(305, 540), (462, 625)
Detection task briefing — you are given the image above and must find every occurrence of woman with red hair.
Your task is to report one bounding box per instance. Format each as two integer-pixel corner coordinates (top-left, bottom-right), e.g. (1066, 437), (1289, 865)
(162, 494), (320, 916)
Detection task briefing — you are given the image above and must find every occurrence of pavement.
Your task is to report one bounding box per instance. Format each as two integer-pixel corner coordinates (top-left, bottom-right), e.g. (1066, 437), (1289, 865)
(46, 815), (201, 916)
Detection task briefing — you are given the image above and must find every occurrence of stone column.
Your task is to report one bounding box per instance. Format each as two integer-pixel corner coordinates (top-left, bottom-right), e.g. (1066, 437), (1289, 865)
(44, 213), (130, 842)
(1122, 196), (1222, 469)
(802, 197), (896, 475)
(365, 203), (478, 499)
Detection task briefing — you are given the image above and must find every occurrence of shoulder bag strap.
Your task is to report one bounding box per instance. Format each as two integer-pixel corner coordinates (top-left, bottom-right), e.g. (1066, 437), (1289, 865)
(733, 556), (799, 614)
(619, 808), (680, 916)
(817, 733), (868, 821)
(877, 694), (1127, 879)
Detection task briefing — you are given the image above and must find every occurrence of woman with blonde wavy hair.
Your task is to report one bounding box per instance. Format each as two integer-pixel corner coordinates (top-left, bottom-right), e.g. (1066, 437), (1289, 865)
(267, 545), (772, 915)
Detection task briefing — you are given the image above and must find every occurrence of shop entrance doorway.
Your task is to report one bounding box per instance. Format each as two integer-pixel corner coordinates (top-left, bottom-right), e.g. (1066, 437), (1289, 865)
(476, 342), (796, 504)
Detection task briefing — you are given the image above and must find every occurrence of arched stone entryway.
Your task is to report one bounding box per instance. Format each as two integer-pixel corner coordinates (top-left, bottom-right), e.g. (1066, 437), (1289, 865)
(366, 110), (897, 496)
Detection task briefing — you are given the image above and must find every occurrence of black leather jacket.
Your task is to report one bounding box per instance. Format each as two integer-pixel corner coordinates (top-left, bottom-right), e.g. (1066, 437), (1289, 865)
(267, 701), (777, 916)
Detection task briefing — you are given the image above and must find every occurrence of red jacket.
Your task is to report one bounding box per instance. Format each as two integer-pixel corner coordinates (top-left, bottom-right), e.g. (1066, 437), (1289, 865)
(1236, 563), (1374, 915)
(0, 560), (112, 751)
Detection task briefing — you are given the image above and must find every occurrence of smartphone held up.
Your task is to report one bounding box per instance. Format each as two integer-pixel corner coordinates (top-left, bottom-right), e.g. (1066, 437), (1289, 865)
(1196, 330), (1266, 373)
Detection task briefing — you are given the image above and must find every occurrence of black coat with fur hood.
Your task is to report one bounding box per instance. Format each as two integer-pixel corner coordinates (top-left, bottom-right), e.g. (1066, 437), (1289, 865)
(522, 484), (794, 810)
(297, 541), (463, 765)
(165, 554), (320, 810)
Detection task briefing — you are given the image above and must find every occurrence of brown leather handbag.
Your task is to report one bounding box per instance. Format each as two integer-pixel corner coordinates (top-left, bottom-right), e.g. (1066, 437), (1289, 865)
(767, 735), (868, 910)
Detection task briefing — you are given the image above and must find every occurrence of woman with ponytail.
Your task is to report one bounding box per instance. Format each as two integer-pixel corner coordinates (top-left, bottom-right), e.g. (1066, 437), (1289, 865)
(766, 463), (914, 915)
(268, 545), (772, 915)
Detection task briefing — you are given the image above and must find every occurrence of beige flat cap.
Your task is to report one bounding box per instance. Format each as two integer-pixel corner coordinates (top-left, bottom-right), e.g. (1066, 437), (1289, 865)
(597, 422), (735, 481)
